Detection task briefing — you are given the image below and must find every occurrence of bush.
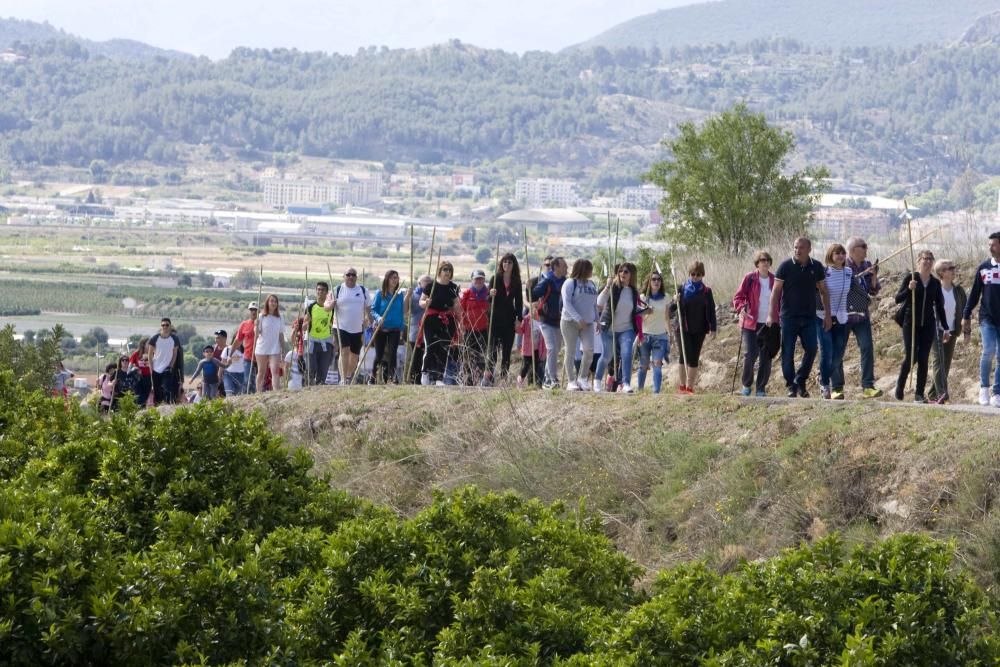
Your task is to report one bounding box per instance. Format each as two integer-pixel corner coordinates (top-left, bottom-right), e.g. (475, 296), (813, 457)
(0, 369), (996, 665)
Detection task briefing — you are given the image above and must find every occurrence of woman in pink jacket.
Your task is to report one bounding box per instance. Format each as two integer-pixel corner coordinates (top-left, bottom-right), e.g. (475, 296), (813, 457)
(732, 251), (776, 396)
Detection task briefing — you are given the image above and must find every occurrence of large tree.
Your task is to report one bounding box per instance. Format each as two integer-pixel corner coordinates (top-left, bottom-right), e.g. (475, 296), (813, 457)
(645, 104), (828, 255)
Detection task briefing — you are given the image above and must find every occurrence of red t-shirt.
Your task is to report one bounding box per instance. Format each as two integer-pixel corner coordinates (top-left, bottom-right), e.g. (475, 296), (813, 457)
(234, 319), (256, 357)
(128, 350), (151, 377)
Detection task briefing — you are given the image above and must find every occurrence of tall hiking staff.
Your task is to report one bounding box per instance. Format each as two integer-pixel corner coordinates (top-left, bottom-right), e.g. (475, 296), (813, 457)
(668, 248), (689, 390)
(327, 262), (346, 385)
(416, 248), (444, 382)
(606, 212), (619, 389)
(247, 265), (263, 395)
(484, 236), (501, 384)
(523, 226), (537, 387)
(301, 267), (310, 387)
(853, 228), (939, 279)
(351, 279), (406, 385)
(404, 223), (415, 383)
(903, 200), (917, 391)
(404, 227), (436, 382)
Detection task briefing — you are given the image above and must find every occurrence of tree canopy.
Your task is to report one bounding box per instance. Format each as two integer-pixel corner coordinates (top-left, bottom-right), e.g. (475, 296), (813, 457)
(646, 104), (828, 254)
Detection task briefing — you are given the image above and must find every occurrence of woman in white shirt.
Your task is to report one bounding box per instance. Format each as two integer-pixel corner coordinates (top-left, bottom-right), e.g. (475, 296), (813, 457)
(817, 244), (852, 400)
(255, 293), (286, 391)
(928, 258), (968, 403)
(636, 271), (671, 393)
(220, 342), (246, 396)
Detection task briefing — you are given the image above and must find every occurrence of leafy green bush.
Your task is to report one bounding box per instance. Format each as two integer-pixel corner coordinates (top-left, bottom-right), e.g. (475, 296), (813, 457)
(0, 370), (996, 665)
(0, 324), (65, 392)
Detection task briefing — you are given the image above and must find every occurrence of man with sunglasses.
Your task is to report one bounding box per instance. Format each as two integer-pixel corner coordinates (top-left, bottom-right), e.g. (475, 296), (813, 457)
(147, 317), (180, 405)
(845, 237), (883, 398)
(326, 267), (370, 384)
(531, 256), (567, 388)
(962, 230), (1000, 407)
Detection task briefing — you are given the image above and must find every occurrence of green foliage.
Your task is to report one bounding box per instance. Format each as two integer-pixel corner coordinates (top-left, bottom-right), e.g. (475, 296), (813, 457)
(0, 324), (65, 391)
(0, 370), (996, 665)
(646, 104), (828, 255)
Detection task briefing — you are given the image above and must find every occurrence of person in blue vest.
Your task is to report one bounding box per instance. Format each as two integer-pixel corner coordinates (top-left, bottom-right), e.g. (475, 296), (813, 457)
(961, 230), (1000, 407)
(531, 256), (567, 389)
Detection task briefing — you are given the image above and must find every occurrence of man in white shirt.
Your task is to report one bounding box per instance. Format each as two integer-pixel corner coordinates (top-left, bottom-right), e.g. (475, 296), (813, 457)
(147, 317), (179, 404)
(325, 267), (371, 383)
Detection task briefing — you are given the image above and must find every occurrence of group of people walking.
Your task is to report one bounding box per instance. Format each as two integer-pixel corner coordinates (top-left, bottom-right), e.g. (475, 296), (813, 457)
(91, 229), (1000, 409)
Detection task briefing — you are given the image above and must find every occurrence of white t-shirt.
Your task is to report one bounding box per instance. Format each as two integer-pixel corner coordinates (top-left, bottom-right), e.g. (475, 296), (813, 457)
(255, 314), (284, 356)
(222, 346), (244, 374)
(816, 267), (852, 324)
(756, 278), (772, 324)
(642, 295), (669, 336)
(150, 334), (177, 373)
(598, 286), (635, 333)
(941, 285), (957, 331)
(284, 350), (303, 389)
(331, 283), (368, 334)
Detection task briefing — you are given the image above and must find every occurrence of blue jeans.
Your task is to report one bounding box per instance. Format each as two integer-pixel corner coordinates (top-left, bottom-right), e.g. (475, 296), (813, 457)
(223, 371), (245, 396)
(637, 333), (669, 393)
(596, 328), (637, 386)
(847, 318), (876, 389)
(242, 361), (257, 394)
(780, 315), (818, 389)
(818, 320), (849, 389)
(980, 320), (1000, 395)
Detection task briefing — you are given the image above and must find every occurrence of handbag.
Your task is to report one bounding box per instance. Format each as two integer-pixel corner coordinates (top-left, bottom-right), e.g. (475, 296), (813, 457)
(846, 277), (871, 315)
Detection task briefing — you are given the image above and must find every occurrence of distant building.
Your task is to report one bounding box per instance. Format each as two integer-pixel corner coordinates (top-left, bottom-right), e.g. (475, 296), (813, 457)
(452, 173), (480, 195)
(612, 185), (666, 210)
(497, 208), (593, 234)
(515, 178), (580, 208)
(261, 171), (384, 208)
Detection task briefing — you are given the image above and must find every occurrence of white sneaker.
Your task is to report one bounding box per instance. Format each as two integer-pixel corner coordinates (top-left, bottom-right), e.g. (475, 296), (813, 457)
(620, 383), (634, 394)
(434, 380), (446, 387)
(593, 379), (603, 392)
(566, 380), (581, 391)
(577, 379), (590, 391)
(992, 394), (1000, 408)
(421, 373), (431, 386)
(542, 381), (557, 390)
(820, 385), (832, 400)
(979, 387), (991, 405)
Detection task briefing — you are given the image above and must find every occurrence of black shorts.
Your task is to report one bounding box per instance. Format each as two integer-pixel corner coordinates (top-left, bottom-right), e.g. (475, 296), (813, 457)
(679, 331), (706, 368)
(338, 330), (362, 354)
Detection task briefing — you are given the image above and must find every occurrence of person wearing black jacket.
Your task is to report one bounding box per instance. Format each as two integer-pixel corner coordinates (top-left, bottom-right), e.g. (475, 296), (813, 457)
(894, 250), (950, 402)
(486, 252), (523, 383)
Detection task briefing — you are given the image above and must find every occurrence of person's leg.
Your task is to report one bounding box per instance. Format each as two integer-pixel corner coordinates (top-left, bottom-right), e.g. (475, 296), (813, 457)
(267, 354), (282, 391)
(780, 316), (798, 389)
(579, 325), (594, 389)
(686, 333), (705, 391)
(795, 317), (819, 390)
(929, 330), (945, 400)
(651, 334), (667, 394)
(637, 337), (652, 390)
(560, 319), (581, 385)
(979, 321), (998, 394)
(204, 382), (218, 399)
(500, 325), (515, 379)
(915, 325), (935, 398)
(317, 342), (333, 385)
(595, 329), (613, 382)
(740, 328), (757, 390)
(853, 319), (876, 389)
(896, 329), (912, 400)
(619, 329), (637, 386)
(818, 319), (833, 390)
(151, 371), (164, 405)
(423, 320), (446, 381)
(830, 323), (849, 391)
(540, 323), (562, 385)
(938, 332), (957, 399)
(384, 330), (400, 383)
(756, 326), (772, 393)
(373, 331), (387, 383)
(256, 353), (269, 392)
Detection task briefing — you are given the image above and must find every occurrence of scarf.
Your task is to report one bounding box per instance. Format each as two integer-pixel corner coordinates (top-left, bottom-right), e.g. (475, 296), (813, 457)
(682, 279), (704, 300)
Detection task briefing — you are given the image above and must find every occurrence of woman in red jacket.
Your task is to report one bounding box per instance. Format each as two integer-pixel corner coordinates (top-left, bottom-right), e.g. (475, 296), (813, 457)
(460, 269), (491, 385)
(732, 251), (776, 396)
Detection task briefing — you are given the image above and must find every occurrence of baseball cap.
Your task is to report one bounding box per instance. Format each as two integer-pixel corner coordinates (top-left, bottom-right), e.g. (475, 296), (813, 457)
(214, 329), (227, 337)
(471, 269), (486, 279)
(247, 301), (258, 310)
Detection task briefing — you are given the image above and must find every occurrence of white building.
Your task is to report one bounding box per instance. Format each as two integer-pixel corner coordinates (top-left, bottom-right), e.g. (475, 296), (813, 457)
(261, 171), (384, 208)
(515, 178), (580, 208)
(613, 184), (666, 210)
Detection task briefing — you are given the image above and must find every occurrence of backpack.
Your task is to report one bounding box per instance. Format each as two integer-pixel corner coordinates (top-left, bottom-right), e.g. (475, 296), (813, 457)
(536, 283), (553, 320)
(336, 284), (368, 300)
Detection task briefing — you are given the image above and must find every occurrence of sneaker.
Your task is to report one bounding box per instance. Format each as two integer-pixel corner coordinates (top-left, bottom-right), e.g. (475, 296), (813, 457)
(894, 383), (905, 401)
(593, 379), (603, 392)
(517, 376), (525, 389)
(434, 381), (446, 387)
(566, 380), (581, 391)
(820, 385), (832, 400)
(932, 392), (949, 405)
(992, 394), (1000, 408)
(620, 383), (634, 394)
(755, 390), (767, 397)
(421, 373), (432, 386)
(979, 387), (991, 405)
(862, 387), (883, 399)
(914, 395), (927, 404)
(543, 381), (557, 390)
(740, 386), (751, 396)
(831, 389), (845, 400)
(786, 385), (798, 398)
(578, 379), (590, 391)
(798, 385), (810, 399)
(605, 377), (616, 392)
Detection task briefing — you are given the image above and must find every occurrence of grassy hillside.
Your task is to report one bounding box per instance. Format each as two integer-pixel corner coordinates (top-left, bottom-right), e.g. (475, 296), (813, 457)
(576, 0), (1000, 51)
(236, 383), (1000, 587)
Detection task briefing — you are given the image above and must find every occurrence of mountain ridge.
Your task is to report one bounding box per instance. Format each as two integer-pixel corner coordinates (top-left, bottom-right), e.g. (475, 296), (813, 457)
(0, 16), (194, 61)
(573, 0), (1000, 51)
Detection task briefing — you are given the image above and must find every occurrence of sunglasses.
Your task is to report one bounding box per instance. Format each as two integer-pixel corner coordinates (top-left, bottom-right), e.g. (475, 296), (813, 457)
(345, 273), (357, 277)
(619, 269), (631, 274)
(651, 277), (662, 282)
(834, 250), (846, 255)
(690, 273), (703, 278)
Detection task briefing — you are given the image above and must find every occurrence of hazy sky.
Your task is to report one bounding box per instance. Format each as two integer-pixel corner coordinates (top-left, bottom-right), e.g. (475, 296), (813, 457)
(0, 0), (695, 58)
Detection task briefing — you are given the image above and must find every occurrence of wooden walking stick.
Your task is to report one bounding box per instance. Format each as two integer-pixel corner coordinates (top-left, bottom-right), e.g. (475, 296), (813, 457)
(523, 226), (537, 388)
(301, 267), (310, 387)
(485, 236), (501, 382)
(903, 201), (917, 391)
(668, 247), (689, 389)
(403, 227), (437, 382)
(404, 224), (415, 382)
(415, 249), (443, 383)
(854, 228), (939, 278)
(249, 265), (263, 394)
(351, 279), (406, 386)
(605, 212), (620, 388)
(327, 262), (346, 385)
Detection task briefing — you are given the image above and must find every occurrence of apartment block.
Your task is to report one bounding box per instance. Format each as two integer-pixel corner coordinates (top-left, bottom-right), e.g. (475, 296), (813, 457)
(515, 178), (579, 207)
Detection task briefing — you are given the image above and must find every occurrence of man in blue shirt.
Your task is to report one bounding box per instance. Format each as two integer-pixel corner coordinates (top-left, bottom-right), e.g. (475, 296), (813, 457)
(767, 237), (832, 398)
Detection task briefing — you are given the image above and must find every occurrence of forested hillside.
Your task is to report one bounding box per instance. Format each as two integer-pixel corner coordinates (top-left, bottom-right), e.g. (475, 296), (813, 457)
(0, 35), (998, 187)
(0, 17), (193, 61)
(575, 0), (1000, 51)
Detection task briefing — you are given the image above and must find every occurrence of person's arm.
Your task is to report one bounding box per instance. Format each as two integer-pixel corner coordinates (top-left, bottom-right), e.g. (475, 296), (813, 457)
(895, 273), (912, 304)
(732, 273), (751, 313)
(707, 289), (718, 335)
(963, 267), (983, 322)
(817, 279), (832, 331)
(147, 340), (156, 368)
(513, 281), (523, 321)
(766, 280), (784, 325)
(323, 291), (336, 313)
(932, 282), (950, 338)
(561, 280), (583, 322)
(531, 275), (549, 300)
(188, 360), (203, 385)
